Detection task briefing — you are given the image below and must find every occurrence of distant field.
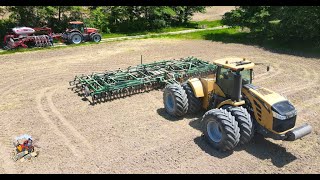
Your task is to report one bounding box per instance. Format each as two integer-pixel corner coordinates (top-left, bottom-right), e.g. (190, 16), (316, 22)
(192, 6), (236, 21)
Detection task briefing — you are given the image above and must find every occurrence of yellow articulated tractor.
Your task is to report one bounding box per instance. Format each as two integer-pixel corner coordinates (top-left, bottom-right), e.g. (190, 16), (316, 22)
(163, 57), (312, 151)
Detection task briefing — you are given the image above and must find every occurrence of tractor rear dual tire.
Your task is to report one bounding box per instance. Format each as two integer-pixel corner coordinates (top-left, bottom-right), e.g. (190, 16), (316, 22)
(163, 84), (188, 117)
(68, 32), (83, 44)
(182, 82), (202, 114)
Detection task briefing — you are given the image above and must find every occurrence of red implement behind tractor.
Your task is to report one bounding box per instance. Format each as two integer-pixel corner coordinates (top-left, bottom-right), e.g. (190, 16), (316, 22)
(3, 26), (61, 50)
(3, 21), (102, 50)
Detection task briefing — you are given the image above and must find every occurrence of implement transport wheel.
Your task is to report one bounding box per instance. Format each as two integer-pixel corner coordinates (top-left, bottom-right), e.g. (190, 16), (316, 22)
(163, 83), (188, 117)
(182, 82), (202, 114)
(69, 32), (83, 44)
(202, 108), (240, 151)
(228, 107), (254, 145)
(91, 33), (102, 42)
(82, 85), (90, 97)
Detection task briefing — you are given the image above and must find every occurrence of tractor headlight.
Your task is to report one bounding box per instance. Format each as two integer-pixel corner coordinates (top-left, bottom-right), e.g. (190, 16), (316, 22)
(272, 111), (287, 120)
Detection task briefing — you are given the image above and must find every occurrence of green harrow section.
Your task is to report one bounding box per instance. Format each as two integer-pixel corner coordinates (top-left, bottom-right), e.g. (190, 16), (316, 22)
(69, 57), (216, 104)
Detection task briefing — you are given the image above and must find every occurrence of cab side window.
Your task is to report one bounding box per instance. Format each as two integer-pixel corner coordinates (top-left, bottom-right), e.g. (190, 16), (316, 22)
(217, 67), (234, 97)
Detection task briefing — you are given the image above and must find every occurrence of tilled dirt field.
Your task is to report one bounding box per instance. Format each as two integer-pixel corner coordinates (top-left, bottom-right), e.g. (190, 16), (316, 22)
(0, 39), (319, 174)
(192, 6), (236, 21)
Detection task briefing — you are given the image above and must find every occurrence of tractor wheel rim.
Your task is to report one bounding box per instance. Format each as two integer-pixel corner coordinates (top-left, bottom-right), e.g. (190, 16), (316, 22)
(93, 36), (100, 42)
(165, 93), (174, 111)
(72, 35), (82, 44)
(207, 121), (222, 143)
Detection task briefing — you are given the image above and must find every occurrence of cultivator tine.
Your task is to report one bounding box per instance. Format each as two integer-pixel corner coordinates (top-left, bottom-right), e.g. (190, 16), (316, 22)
(70, 57), (217, 104)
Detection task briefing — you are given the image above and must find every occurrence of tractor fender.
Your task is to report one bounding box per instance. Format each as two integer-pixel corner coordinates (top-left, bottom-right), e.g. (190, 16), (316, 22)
(187, 78), (204, 98)
(89, 32), (96, 40)
(216, 99), (245, 109)
(68, 30), (83, 37)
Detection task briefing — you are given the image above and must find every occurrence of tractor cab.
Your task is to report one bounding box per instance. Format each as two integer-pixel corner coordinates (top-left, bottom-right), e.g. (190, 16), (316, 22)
(67, 21), (85, 33)
(213, 57), (254, 102)
(67, 21), (99, 34)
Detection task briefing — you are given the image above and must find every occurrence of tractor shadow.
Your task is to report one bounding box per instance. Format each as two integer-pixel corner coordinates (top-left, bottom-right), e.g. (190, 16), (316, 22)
(156, 108), (204, 121)
(239, 134), (297, 168)
(189, 118), (297, 167)
(157, 108), (184, 121)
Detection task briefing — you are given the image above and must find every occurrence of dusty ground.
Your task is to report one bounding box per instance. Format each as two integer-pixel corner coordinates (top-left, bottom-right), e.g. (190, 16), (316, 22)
(192, 6), (236, 21)
(0, 39), (319, 174)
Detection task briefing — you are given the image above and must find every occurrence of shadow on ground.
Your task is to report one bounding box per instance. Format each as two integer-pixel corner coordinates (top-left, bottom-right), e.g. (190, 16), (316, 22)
(189, 117), (297, 167)
(156, 108), (204, 121)
(203, 30), (320, 59)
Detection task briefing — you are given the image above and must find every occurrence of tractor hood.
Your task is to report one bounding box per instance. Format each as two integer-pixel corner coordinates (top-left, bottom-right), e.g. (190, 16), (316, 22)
(86, 28), (98, 33)
(243, 84), (287, 109)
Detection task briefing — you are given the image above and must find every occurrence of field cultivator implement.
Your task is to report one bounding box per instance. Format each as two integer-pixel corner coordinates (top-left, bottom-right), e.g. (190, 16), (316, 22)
(69, 57), (216, 104)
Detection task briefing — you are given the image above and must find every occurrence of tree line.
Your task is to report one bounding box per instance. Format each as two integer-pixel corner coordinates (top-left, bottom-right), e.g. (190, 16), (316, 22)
(0, 6), (205, 33)
(222, 6), (320, 47)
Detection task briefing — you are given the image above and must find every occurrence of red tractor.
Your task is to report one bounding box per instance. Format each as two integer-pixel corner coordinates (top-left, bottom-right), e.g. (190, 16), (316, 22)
(2, 21), (102, 50)
(62, 21), (102, 44)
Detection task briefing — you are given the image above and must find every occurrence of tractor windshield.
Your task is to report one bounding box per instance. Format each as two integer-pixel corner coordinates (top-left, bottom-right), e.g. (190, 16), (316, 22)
(68, 23), (84, 32)
(216, 67), (252, 98)
(240, 69), (252, 85)
(68, 23), (78, 29)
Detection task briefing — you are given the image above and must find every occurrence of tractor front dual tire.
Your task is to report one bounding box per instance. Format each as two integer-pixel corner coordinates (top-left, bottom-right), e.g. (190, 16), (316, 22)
(182, 82), (202, 114)
(202, 108), (240, 151)
(163, 84), (188, 117)
(91, 33), (102, 43)
(228, 107), (254, 145)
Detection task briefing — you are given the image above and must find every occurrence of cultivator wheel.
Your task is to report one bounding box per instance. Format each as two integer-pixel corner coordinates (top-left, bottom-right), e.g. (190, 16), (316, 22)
(69, 57), (217, 104)
(82, 85), (91, 97)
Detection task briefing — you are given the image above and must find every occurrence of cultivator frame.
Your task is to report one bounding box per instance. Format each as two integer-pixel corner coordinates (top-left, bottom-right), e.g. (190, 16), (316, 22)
(69, 57), (216, 104)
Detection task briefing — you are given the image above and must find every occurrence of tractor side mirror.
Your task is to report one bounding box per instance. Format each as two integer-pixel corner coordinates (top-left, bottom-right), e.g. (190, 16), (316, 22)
(267, 66), (270, 72)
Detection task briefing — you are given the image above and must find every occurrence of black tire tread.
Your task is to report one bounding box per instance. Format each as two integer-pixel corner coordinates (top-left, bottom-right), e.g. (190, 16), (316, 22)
(228, 106), (254, 145)
(91, 33), (102, 42)
(182, 82), (202, 114)
(163, 84), (188, 117)
(68, 32), (82, 44)
(202, 109), (240, 151)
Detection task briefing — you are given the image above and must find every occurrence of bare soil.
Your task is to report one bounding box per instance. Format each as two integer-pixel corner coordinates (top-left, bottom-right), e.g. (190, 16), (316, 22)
(0, 39), (319, 174)
(192, 6), (236, 21)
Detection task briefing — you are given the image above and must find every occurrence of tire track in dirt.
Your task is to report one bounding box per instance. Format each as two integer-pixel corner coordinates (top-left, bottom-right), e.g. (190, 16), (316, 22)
(36, 87), (83, 158)
(0, 67), (52, 83)
(0, 73), (59, 173)
(98, 122), (199, 172)
(279, 64), (319, 95)
(0, 69), (57, 96)
(0, 135), (17, 173)
(46, 87), (93, 152)
(296, 96), (320, 114)
(105, 131), (240, 173)
(255, 62), (284, 83)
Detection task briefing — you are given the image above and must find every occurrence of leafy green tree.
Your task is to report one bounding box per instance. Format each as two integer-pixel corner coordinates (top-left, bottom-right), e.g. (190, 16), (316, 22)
(222, 6), (320, 46)
(86, 6), (110, 33)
